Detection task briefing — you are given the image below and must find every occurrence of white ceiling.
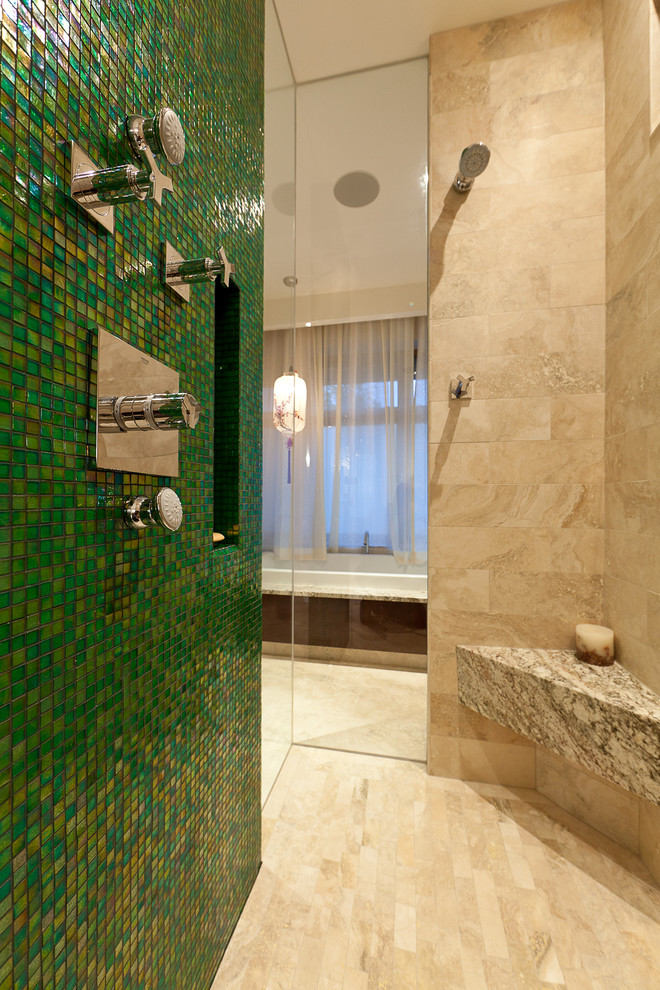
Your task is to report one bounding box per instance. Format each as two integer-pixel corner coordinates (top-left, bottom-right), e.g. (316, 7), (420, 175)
(273, 0), (572, 83)
(263, 54), (429, 328)
(294, 60), (428, 319)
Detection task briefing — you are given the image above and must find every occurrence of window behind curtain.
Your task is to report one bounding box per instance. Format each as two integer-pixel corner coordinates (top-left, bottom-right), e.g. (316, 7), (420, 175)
(263, 317), (427, 561)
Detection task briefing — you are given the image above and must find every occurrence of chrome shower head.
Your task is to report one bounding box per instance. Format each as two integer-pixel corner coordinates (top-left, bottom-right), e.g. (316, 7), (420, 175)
(453, 142), (491, 192)
(126, 108), (186, 165)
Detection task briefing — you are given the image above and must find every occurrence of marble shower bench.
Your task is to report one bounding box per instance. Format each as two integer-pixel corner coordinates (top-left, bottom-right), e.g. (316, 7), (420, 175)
(456, 646), (660, 807)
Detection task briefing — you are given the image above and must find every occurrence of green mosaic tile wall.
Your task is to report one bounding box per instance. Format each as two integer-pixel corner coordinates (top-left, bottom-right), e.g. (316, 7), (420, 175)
(0, 1), (264, 987)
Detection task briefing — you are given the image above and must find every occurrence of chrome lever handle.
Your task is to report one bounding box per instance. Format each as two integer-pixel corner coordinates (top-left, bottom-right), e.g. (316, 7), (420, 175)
(70, 149), (150, 208)
(70, 149), (170, 209)
(450, 375), (475, 399)
(219, 246), (236, 287)
(124, 488), (183, 532)
(164, 244), (236, 289)
(139, 145), (174, 207)
(166, 255), (222, 285)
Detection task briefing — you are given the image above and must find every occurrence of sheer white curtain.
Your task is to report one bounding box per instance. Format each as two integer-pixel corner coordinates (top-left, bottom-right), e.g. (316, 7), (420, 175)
(262, 316), (427, 564)
(380, 318), (427, 565)
(263, 327), (327, 559)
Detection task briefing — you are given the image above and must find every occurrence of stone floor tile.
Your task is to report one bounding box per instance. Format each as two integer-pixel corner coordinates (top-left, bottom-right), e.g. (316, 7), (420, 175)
(213, 746), (660, 990)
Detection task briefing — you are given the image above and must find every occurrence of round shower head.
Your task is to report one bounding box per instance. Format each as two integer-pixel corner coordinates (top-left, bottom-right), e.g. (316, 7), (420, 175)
(152, 108), (186, 164)
(453, 142), (491, 192)
(459, 143), (490, 178)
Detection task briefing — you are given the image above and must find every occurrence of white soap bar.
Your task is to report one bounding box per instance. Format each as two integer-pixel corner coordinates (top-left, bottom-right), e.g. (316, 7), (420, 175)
(575, 623), (615, 666)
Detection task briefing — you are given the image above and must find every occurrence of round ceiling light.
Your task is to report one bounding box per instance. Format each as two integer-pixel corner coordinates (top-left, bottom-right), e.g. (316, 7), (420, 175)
(272, 181), (295, 216)
(333, 171), (380, 208)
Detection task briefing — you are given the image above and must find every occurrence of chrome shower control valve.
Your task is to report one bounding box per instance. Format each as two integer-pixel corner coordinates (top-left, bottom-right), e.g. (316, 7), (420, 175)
(70, 154), (151, 207)
(98, 392), (201, 433)
(124, 488), (183, 532)
(163, 241), (237, 299)
(166, 247), (236, 287)
(68, 108), (185, 220)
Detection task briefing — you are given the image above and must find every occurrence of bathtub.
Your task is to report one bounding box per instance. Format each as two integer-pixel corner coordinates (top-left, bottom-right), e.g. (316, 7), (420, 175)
(262, 551), (427, 669)
(261, 551), (427, 601)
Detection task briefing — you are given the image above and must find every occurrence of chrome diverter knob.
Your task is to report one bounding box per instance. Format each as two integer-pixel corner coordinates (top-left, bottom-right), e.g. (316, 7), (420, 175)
(124, 488), (183, 532)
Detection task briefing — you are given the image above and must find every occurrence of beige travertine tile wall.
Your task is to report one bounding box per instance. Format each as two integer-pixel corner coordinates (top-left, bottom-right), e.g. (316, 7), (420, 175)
(602, 0), (660, 695)
(536, 745), (660, 885)
(536, 746), (640, 853)
(428, 0), (606, 782)
(641, 799), (660, 882)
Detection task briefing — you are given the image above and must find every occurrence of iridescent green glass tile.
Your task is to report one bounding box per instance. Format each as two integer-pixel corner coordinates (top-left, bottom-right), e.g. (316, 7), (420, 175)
(4, 0), (264, 986)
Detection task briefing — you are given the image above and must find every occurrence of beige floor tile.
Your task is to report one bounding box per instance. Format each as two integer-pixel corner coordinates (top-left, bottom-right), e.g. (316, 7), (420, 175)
(342, 968), (369, 990)
(393, 947), (417, 989)
(213, 746), (660, 990)
(292, 661), (427, 761)
(459, 957), (486, 990)
(265, 962), (295, 990)
(292, 934), (324, 988)
(561, 971), (594, 990)
(393, 902), (417, 953)
(262, 656), (428, 805)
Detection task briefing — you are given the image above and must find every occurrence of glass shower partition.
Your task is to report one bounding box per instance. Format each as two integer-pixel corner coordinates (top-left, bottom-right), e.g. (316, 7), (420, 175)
(261, 0), (295, 803)
(289, 58), (429, 761)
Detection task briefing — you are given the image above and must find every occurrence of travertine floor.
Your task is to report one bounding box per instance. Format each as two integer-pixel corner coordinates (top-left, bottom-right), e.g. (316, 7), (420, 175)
(213, 746), (660, 990)
(293, 661), (427, 761)
(262, 657), (293, 803)
(262, 657), (428, 805)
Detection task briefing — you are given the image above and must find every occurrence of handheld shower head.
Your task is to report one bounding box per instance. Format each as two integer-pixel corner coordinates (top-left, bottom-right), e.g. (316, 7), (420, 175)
(453, 142), (491, 192)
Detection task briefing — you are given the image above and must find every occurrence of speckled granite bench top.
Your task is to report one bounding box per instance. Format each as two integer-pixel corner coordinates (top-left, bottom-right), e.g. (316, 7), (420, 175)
(456, 646), (660, 806)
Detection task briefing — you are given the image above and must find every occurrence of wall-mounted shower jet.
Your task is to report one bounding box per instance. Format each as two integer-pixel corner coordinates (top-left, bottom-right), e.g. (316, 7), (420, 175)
(452, 142), (491, 192)
(124, 488), (183, 532)
(69, 108), (186, 230)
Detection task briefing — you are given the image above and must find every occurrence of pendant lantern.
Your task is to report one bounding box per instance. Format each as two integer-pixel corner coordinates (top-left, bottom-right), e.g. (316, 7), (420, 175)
(273, 369), (306, 483)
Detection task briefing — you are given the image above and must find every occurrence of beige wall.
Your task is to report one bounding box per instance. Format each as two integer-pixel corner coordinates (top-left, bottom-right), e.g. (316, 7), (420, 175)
(427, 0), (606, 781)
(603, 0), (660, 695)
(536, 745), (660, 884)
